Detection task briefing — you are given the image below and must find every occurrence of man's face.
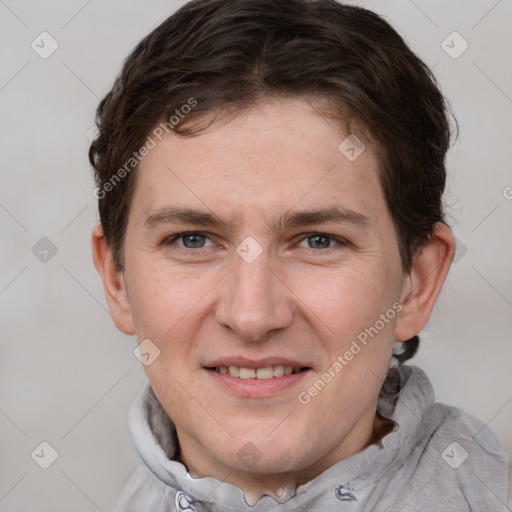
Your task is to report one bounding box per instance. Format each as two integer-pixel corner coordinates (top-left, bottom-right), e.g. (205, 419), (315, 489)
(121, 99), (408, 482)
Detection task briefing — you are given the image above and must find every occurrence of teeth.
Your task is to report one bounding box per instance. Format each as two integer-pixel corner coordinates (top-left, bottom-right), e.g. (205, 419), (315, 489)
(239, 367), (256, 379)
(256, 367), (274, 379)
(273, 365), (284, 377)
(228, 365), (239, 377)
(215, 364), (306, 379)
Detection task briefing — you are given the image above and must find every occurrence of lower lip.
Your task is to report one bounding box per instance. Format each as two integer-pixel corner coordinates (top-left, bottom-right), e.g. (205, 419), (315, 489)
(204, 368), (311, 397)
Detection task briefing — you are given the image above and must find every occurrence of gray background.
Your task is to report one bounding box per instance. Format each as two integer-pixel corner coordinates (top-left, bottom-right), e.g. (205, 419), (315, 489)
(1, 0), (511, 510)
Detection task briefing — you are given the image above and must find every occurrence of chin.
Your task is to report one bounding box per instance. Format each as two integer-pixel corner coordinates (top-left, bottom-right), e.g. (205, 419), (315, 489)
(218, 436), (310, 475)
(228, 452), (298, 475)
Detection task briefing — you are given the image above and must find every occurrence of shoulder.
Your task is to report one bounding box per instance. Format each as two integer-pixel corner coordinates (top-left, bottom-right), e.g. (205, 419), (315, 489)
(425, 401), (508, 462)
(391, 365), (507, 464)
(112, 465), (174, 512)
(405, 399), (509, 510)
(383, 366), (509, 510)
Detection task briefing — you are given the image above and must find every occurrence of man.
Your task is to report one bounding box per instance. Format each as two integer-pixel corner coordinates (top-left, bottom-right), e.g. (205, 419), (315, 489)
(90, 1), (509, 510)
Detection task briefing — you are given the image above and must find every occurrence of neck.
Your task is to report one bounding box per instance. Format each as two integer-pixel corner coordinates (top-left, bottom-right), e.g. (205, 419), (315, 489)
(176, 410), (394, 505)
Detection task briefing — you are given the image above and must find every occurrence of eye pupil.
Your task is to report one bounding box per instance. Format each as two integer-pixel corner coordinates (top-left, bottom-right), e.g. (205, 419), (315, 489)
(308, 235), (330, 249)
(183, 234), (205, 248)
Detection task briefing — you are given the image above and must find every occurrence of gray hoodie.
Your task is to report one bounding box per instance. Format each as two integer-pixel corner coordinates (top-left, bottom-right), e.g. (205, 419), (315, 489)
(113, 366), (509, 511)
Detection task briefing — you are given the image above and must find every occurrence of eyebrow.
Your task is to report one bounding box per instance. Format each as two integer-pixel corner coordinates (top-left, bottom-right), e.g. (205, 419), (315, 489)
(144, 207), (228, 230)
(143, 206), (369, 231)
(276, 207), (369, 230)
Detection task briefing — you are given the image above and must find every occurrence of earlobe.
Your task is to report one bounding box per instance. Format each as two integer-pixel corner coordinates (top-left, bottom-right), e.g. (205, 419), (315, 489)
(394, 223), (455, 342)
(91, 225), (136, 335)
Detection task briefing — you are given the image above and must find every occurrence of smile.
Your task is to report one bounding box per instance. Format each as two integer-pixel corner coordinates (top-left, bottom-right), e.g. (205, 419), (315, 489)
(211, 365), (309, 379)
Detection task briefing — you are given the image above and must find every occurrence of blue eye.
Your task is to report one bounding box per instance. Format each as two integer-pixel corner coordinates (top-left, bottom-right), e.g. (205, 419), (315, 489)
(306, 234), (331, 249)
(298, 233), (344, 250)
(171, 233), (214, 249)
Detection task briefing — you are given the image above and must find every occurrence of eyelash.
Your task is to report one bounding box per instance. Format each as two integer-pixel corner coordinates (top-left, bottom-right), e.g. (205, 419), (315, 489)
(164, 231), (349, 252)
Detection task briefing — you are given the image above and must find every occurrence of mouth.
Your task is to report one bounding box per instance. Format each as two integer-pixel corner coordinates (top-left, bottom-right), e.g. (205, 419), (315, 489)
(203, 358), (312, 397)
(207, 365), (311, 379)
(203, 355), (314, 398)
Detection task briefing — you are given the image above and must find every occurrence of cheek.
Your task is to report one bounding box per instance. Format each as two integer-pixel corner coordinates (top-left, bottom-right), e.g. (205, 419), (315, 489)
(127, 260), (215, 344)
(292, 268), (398, 417)
(127, 264), (218, 398)
(290, 265), (392, 339)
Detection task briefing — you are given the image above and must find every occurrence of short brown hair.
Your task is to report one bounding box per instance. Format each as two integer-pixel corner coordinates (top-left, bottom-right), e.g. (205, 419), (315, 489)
(89, 0), (455, 362)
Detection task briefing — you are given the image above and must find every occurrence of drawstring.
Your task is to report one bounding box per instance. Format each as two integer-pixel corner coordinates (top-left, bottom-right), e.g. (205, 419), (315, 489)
(335, 482), (358, 502)
(174, 490), (198, 511)
(175, 484), (358, 509)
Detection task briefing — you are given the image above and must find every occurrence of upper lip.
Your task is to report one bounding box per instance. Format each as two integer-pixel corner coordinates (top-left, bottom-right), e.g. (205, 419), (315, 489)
(203, 356), (311, 369)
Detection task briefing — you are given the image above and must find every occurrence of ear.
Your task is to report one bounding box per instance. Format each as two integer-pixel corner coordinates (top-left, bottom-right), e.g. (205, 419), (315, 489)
(91, 224), (135, 335)
(395, 223), (455, 342)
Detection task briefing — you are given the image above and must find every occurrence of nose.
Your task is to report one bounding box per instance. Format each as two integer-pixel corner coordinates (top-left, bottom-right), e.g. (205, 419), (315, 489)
(215, 251), (294, 342)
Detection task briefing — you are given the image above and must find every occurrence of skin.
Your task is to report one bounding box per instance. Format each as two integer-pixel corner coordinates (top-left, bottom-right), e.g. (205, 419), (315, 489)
(93, 98), (455, 500)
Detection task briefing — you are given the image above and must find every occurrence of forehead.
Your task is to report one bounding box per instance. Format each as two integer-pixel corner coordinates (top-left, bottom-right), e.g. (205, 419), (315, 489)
(132, 98), (386, 226)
